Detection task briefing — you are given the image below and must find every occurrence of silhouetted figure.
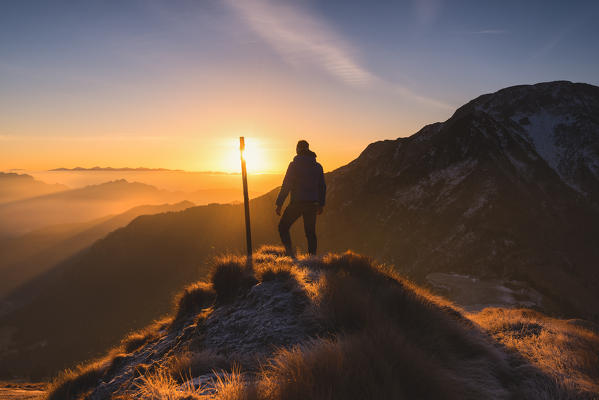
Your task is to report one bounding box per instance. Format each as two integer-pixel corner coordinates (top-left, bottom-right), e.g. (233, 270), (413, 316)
(276, 140), (326, 257)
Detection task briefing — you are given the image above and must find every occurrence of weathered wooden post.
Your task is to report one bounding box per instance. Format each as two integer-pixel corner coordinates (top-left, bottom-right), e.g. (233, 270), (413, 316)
(239, 137), (252, 257)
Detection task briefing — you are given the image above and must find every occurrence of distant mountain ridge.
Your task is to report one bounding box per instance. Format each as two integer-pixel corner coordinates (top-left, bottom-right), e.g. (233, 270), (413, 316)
(49, 167), (240, 174)
(0, 179), (188, 236)
(50, 167), (184, 172)
(2, 80), (598, 379)
(0, 177), (265, 237)
(0, 172), (68, 204)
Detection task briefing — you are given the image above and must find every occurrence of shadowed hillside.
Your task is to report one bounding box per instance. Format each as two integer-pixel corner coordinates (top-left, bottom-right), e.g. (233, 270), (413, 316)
(319, 81), (599, 319)
(0, 201), (194, 299)
(0, 203), (252, 379)
(45, 247), (599, 400)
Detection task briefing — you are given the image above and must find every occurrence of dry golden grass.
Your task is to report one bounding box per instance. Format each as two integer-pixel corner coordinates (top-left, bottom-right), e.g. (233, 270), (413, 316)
(210, 366), (254, 400)
(209, 256), (257, 303)
(45, 361), (107, 400)
(45, 328), (166, 400)
(253, 245), (287, 259)
(128, 367), (203, 400)
(45, 247), (599, 400)
(471, 308), (599, 397)
(255, 328), (464, 400)
(121, 328), (159, 354)
(173, 282), (216, 323)
(242, 252), (515, 400)
(118, 365), (249, 400)
(167, 350), (229, 382)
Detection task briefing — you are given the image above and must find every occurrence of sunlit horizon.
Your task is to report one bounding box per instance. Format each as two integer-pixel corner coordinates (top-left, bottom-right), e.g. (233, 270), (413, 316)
(3, 1), (597, 175)
(0, 134), (368, 175)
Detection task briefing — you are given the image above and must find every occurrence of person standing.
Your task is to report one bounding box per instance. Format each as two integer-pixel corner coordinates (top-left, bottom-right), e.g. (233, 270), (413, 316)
(276, 140), (326, 257)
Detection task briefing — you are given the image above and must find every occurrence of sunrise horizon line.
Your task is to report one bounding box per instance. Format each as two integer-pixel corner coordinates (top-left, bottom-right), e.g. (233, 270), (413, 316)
(3, 166), (285, 175)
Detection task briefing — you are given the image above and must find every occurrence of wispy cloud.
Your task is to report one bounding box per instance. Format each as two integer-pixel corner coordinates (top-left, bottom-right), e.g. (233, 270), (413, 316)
(224, 0), (375, 86)
(527, 11), (595, 62)
(529, 29), (568, 61)
(470, 29), (509, 35)
(224, 0), (452, 110)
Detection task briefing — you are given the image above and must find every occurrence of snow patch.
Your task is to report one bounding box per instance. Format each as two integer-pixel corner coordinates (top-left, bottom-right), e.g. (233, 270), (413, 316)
(510, 111), (566, 172)
(464, 194), (488, 217)
(393, 160), (477, 209)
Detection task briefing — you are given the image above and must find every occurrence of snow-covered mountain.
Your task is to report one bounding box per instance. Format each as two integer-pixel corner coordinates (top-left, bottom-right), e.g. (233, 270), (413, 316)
(322, 81), (599, 319)
(467, 81), (599, 199)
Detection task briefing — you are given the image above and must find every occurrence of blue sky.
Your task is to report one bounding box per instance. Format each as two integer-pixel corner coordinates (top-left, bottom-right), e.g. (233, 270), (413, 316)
(1, 0), (598, 171)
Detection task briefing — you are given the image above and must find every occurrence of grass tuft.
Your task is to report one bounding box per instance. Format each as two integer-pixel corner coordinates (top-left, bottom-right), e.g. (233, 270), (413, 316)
(211, 365), (254, 400)
(255, 246), (286, 257)
(121, 328), (161, 353)
(168, 350), (230, 382)
(257, 328), (463, 400)
(129, 367), (203, 400)
(173, 281), (216, 322)
(46, 361), (106, 400)
(210, 257), (257, 302)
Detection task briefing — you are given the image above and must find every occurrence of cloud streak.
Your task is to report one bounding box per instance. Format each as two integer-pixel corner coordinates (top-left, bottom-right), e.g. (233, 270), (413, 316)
(224, 0), (452, 110)
(224, 0), (375, 86)
(470, 29), (508, 35)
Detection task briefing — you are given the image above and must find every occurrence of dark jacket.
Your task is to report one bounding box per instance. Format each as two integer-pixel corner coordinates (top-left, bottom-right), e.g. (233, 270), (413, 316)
(276, 150), (326, 207)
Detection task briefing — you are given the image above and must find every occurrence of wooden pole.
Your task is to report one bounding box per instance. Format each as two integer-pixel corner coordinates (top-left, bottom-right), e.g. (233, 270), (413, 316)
(240, 137), (252, 257)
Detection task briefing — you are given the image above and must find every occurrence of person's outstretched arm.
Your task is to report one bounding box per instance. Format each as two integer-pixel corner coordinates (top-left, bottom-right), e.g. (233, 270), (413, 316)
(276, 162), (294, 213)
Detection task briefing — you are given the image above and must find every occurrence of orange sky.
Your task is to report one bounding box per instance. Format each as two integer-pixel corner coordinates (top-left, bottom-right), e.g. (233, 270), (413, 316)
(1, 75), (441, 173)
(2, 1), (598, 173)
(0, 0), (462, 174)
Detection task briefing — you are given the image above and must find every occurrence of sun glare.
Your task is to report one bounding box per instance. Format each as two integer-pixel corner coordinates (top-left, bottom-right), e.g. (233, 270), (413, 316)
(225, 137), (268, 173)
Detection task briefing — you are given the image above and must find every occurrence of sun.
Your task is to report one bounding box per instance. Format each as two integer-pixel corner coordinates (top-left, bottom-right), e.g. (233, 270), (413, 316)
(224, 137), (268, 173)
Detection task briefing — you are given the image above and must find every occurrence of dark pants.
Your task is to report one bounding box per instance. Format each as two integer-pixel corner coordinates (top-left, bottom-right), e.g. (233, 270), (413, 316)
(278, 202), (318, 256)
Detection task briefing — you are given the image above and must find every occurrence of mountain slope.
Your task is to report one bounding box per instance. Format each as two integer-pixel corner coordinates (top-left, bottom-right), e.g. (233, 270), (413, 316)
(46, 248), (599, 400)
(467, 81), (599, 199)
(320, 81), (599, 319)
(0, 179), (188, 236)
(2, 80), (598, 379)
(0, 201), (194, 299)
(0, 203), (250, 378)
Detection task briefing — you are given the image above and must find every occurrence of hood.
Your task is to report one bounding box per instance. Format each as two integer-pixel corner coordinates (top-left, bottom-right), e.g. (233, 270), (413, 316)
(294, 150), (317, 161)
